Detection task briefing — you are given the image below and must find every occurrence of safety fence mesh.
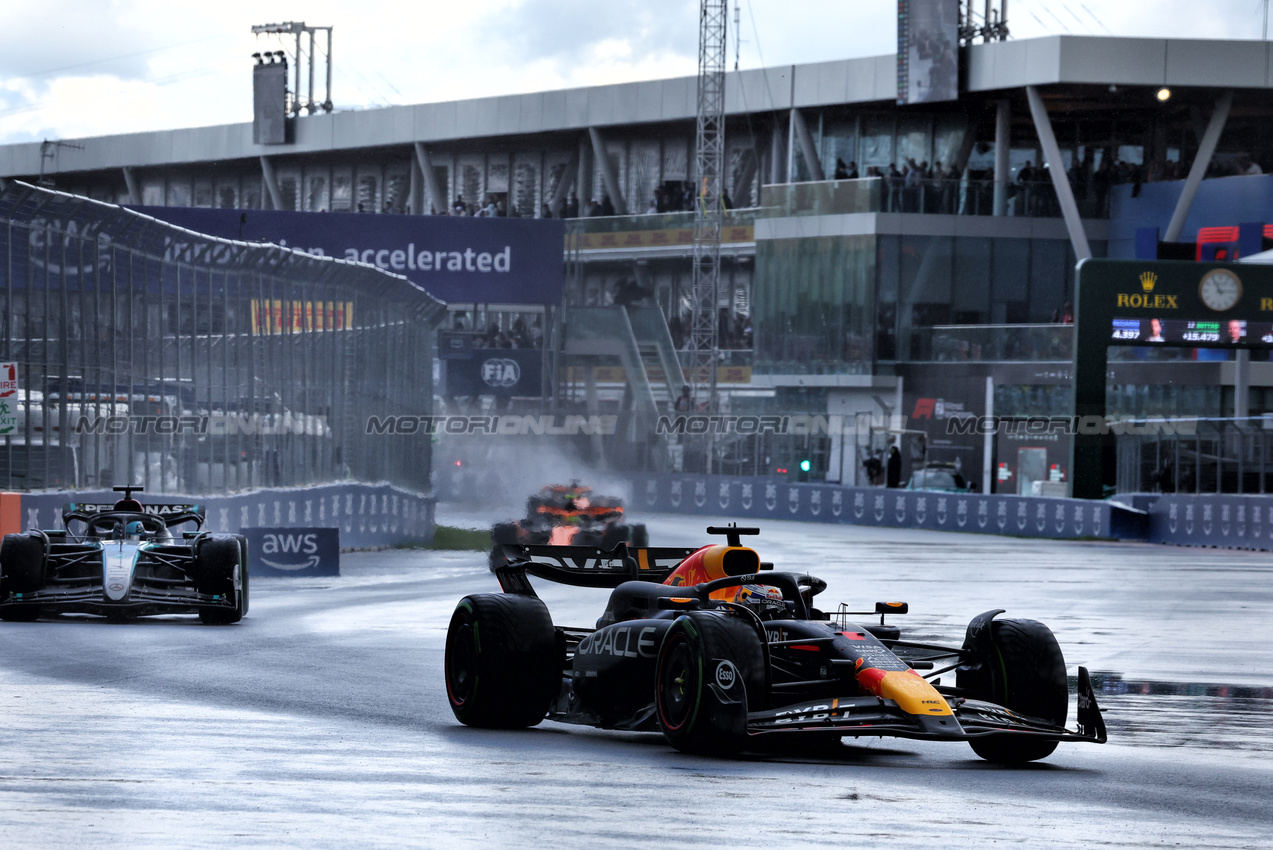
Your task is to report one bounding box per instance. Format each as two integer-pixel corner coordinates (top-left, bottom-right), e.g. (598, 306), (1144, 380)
(0, 181), (444, 494)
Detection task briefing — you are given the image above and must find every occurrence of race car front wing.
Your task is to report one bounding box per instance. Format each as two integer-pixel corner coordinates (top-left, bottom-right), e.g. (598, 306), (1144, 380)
(746, 666), (1107, 745)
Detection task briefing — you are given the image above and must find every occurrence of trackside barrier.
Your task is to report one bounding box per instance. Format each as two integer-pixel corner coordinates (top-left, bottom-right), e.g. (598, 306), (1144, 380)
(625, 473), (1145, 542)
(12, 483), (434, 550)
(1139, 493), (1273, 551)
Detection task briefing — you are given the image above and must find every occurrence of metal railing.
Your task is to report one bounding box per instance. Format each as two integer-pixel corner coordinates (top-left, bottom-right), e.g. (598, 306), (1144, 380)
(761, 177), (1110, 220)
(0, 182), (445, 494)
(909, 324), (1074, 363)
(1116, 417), (1273, 495)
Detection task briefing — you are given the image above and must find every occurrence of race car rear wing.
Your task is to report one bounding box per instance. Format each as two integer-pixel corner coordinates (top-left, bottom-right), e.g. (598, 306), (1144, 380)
(62, 502), (206, 529)
(494, 542), (698, 593)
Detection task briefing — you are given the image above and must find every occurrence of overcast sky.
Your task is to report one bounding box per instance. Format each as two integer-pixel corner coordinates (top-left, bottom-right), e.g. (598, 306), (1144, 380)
(1, 0), (1269, 146)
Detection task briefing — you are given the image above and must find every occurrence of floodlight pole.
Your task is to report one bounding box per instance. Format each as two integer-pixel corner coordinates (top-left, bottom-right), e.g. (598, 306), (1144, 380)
(252, 22), (334, 115)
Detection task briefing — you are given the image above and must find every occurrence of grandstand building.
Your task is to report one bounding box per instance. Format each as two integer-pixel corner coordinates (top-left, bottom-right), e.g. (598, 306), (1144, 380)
(6, 34), (1273, 492)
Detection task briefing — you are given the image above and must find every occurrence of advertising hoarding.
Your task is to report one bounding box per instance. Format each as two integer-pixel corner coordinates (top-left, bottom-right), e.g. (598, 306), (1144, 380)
(897, 0), (960, 105)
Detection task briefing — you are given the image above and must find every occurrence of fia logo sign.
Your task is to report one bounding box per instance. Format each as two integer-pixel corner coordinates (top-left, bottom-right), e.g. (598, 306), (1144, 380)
(481, 358), (521, 388)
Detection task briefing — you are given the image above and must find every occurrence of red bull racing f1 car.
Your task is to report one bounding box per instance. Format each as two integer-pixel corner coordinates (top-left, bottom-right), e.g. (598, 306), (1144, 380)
(489, 482), (647, 569)
(446, 525), (1106, 762)
(0, 487), (249, 624)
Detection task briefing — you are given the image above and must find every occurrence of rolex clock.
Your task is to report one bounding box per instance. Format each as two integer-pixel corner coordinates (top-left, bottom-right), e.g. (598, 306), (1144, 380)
(1199, 268), (1242, 312)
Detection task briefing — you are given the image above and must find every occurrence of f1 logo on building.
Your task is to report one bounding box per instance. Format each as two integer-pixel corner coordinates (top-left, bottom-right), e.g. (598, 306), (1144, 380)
(912, 398), (941, 419)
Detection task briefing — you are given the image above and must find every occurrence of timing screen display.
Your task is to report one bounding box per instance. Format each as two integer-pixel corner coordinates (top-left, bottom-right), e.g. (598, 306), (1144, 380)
(1111, 317), (1267, 345)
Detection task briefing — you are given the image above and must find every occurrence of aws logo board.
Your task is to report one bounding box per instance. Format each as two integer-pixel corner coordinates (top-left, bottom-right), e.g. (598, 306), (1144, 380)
(244, 527), (341, 577)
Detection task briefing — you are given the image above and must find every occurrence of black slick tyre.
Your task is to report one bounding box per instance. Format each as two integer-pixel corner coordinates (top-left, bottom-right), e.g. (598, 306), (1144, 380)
(195, 536), (245, 624)
(444, 593), (558, 728)
(968, 618), (1068, 764)
(0, 532), (46, 622)
(655, 611), (766, 756)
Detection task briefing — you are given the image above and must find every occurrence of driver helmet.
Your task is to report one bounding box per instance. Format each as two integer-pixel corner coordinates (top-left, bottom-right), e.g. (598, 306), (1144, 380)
(732, 583), (786, 615)
(125, 520), (145, 542)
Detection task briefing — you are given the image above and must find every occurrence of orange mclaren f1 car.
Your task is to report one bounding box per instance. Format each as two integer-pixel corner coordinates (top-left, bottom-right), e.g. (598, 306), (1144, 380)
(447, 525), (1106, 762)
(488, 483), (647, 569)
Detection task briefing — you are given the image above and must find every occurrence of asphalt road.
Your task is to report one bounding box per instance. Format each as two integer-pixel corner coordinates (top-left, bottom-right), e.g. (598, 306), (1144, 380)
(1, 512), (1270, 848)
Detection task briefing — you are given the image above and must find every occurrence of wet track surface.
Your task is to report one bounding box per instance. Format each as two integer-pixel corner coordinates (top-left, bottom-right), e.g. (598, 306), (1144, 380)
(2, 511), (1272, 848)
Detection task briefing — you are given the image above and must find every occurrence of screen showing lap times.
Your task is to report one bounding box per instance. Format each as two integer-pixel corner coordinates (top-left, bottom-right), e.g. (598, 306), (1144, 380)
(1111, 317), (1273, 346)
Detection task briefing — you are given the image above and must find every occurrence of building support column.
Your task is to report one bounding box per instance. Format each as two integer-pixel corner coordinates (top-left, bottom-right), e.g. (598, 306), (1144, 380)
(577, 136), (591, 210)
(1236, 349), (1251, 419)
(770, 118), (784, 185)
(546, 147), (579, 216)
(1165, 90), (1233, 243)
(1025, 85), (1091, 260)
(408, 154), (423, 214)
(122, 167), (141, 205)
(790, 108), (825, 182)
(259, 155), (283, 211)
(983, 376), (995, 494)
(993, 99), (1010, 216)
(413, 143), (445, 216)
(588, 127), (627, 214)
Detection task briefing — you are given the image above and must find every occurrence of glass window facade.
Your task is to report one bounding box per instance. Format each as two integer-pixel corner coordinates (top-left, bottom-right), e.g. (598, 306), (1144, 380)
(753, 234), (875, 375)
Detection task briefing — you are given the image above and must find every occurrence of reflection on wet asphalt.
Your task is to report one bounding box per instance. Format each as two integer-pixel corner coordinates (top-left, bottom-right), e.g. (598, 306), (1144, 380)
(1090, 673), (1273, 753)
(2, 509), (1272, 847)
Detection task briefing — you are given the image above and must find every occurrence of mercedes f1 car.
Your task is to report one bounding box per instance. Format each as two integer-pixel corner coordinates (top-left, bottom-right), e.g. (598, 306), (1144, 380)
(0, 486), (249, 625)
(489, 482), (647, 569)
(446, 525), (1106, 762)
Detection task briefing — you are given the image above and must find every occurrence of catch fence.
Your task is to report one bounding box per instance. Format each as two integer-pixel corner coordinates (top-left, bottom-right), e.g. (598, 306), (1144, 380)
(0, 181), (444, 495)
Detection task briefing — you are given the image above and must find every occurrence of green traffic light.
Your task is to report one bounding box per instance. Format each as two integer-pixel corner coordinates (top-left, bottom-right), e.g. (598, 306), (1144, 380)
(799, 459), (811, 472)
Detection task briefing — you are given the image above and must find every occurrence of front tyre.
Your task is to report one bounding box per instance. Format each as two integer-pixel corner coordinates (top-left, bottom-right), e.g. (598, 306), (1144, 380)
(655, 612), (766, 756)
(967, 618), (1068, 764)
(444, 593), (559, 728)
(195, 535), (246, 625)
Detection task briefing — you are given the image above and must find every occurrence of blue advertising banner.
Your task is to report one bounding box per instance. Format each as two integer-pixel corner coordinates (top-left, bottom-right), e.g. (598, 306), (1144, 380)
(243, 527), (340, 577)
(444, 348), (543, 397)
(624, 473), (1121, 542)
(134, 207), (564, 305)
(1144, 493), (1273, 550)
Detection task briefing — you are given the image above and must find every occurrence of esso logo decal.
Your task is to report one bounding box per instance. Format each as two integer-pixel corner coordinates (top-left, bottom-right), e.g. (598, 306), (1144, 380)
(715, 660), (737, 690)
(481, 358), (520, 388)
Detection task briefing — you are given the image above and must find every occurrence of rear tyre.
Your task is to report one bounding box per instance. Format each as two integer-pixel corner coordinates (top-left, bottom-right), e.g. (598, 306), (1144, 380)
(967, 618), (1068, 764)
(655, 612), (766, 756)
(629, 524), (649, 548)
(195, 536), (245, 625)
(444, 593), (559, 728)
(488, 522), (519, 571)
(0, 532), (46, 622)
